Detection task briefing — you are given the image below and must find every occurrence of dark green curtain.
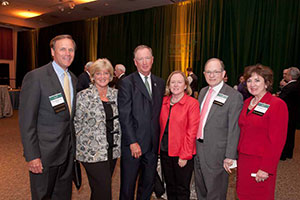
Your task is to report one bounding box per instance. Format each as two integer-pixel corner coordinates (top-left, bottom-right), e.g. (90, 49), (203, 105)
(37, 20), (89, 76)
(16, 30), (37, 87)
(17, 0), (300, 89)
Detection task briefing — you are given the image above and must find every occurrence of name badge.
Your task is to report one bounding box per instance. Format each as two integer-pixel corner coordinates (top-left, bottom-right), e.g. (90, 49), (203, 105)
(213, 93), (228, 106)
(49, 93), (66, 113)
(253, 102), (270, 116)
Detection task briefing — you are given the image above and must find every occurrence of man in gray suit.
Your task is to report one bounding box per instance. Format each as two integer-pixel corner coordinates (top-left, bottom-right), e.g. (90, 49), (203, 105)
(19, 34), (77, 200)
(194, 58), (243, 200)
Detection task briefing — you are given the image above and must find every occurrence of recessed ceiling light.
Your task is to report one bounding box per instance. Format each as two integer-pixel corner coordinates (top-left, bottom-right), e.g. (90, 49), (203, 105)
(14, 11), (42, 18)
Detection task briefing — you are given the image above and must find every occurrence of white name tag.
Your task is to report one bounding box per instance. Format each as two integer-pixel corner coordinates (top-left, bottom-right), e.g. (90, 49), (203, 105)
(49, 93), (64, 107)
(253, 102), (270, 116)
(213, 93), (228, 106)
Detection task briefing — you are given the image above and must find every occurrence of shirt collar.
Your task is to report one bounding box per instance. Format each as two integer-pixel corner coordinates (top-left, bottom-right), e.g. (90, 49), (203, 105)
(209, 81), (224, 93)
(138, 72), (151, 80)
(52, 61), (68, 76)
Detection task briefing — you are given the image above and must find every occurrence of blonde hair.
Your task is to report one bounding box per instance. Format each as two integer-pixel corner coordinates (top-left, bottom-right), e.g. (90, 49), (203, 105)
(165, 70), (192, 96)
(90, 58), (114, 82)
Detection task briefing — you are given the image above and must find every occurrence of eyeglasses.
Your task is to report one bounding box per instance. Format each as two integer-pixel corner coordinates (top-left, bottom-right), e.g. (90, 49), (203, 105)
(204, 70), (223, 75)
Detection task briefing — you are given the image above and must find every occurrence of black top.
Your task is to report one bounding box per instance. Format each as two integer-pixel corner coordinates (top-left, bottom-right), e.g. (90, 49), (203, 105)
(160, 105), (173, 152)
(102, 101), (114, 159)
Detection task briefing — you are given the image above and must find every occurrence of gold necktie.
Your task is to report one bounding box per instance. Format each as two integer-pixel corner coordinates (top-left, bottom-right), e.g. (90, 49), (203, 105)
(64, 71), (71, 113)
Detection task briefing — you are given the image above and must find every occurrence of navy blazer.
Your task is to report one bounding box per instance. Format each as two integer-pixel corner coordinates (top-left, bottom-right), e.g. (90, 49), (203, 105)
(118, 71), (165, 155)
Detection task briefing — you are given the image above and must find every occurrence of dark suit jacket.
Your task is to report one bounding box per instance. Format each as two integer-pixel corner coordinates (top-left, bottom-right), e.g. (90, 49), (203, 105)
(76, 71), (90, 92)
(115, 73), (126, 89)
(279, 81), (299, 123)
(198, 83), (243, 168)
(118, 71), (165, 154)
(19, 62), (77, 167)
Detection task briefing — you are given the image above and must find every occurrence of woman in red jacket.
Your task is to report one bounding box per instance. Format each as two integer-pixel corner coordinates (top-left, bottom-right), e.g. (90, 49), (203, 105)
(237, 64), (288, 200)
(159, 71), (200, 200)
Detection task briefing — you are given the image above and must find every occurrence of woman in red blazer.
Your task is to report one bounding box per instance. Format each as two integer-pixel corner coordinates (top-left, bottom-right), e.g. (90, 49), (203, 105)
(237, 64), (288, 200)
(159, 71), (200, 200)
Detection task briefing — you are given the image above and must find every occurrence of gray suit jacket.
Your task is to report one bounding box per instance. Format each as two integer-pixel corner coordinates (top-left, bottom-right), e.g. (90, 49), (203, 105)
(19, 62), (77, 167)
(198, 83), (243, 169)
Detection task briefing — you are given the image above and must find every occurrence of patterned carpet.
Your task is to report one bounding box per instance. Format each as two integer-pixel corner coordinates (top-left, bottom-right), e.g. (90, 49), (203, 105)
(0, 111), (299, 200)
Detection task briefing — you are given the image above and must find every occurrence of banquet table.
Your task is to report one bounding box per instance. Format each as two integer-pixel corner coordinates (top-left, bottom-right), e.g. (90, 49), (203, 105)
(9, 89), (20, 110)
(0, 85), (13, 118)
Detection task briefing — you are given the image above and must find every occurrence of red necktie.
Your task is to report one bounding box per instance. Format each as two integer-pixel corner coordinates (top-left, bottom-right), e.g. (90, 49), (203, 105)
(197, 88), (213, 139)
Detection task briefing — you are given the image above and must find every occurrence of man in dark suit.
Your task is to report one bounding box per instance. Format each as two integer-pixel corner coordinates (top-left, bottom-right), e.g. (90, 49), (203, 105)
(19, 34), (77, 200)
(118, 45), (165, 200)
(76, 61), (92, 92)
(114, 64), (126, 89)
(187, 67), (198, 98)
(194, 58), (243, 200)
(280, 67), (300, 160)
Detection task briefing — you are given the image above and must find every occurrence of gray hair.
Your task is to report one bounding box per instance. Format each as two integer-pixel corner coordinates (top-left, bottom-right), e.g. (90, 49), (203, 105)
(85, 61), (93, 70)
(115, 64), (126, 72)
(288, 67), (300, 80)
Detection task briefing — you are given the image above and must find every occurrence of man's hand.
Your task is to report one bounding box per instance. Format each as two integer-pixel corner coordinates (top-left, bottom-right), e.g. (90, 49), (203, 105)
(256, 169), (269, 183)
(28, 158), (43, 174)
(130, 143), (142, 158)
(223, 158), (234, 173)
(178, 158), (187, 168)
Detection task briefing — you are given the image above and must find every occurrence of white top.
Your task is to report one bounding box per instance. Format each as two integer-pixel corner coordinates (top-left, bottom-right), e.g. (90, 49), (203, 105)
(200, 81), (224, 138)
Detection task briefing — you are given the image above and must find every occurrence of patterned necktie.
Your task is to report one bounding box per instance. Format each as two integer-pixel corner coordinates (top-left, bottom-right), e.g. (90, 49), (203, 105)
(63, 71), (71, 113)
(197, 88), (214, 139)
(144, 76), (152, 97)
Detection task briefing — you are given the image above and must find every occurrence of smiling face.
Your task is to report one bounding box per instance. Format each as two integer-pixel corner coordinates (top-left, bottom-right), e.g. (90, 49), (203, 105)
(93, 69), (110, 88)
(51, 38), (75, 71)
(134, 48), (153, 76)
(204, 59), (226, 87)
(169, 72), (187, 97)
(246, 73), (267, 97)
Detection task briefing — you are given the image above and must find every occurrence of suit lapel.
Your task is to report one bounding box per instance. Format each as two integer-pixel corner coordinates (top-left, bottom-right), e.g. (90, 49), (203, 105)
(206, 84), (227, 122)
(133, 72), (152, 101)
(198, 86), (208, 108)
(70, 71), (77, 117)
(46, 63), (71, 117)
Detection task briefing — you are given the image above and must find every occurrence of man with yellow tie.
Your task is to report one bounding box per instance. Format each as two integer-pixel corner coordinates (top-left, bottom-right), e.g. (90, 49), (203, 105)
(19, 34), (77, 200)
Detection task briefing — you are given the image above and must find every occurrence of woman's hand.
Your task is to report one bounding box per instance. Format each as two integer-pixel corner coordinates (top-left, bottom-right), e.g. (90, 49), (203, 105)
(256, 169), (269, 183)
(178, 158), (187, 167)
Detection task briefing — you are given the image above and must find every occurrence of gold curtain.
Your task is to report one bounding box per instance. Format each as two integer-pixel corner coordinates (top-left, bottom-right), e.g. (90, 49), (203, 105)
(30, 29), (38, 70)
(85, 17), (98, 61)
(170, 0), (198, 73)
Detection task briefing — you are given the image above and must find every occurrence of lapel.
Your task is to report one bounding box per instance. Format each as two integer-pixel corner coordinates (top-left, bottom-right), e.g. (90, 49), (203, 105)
(70, 71), (77, 117)
(46, 62), (71, 117)
(206, 84), (227, 123)
(198, 86), (208, 106)
(133, 72), (152, 101)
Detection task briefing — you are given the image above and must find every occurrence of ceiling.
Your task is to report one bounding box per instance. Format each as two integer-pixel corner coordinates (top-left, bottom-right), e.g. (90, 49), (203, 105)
(0, 0), (184, 29)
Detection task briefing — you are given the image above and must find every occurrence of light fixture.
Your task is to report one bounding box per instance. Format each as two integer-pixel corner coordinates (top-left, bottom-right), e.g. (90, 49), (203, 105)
(1, 0), (9, 6)
(57, 1), (76, 12)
